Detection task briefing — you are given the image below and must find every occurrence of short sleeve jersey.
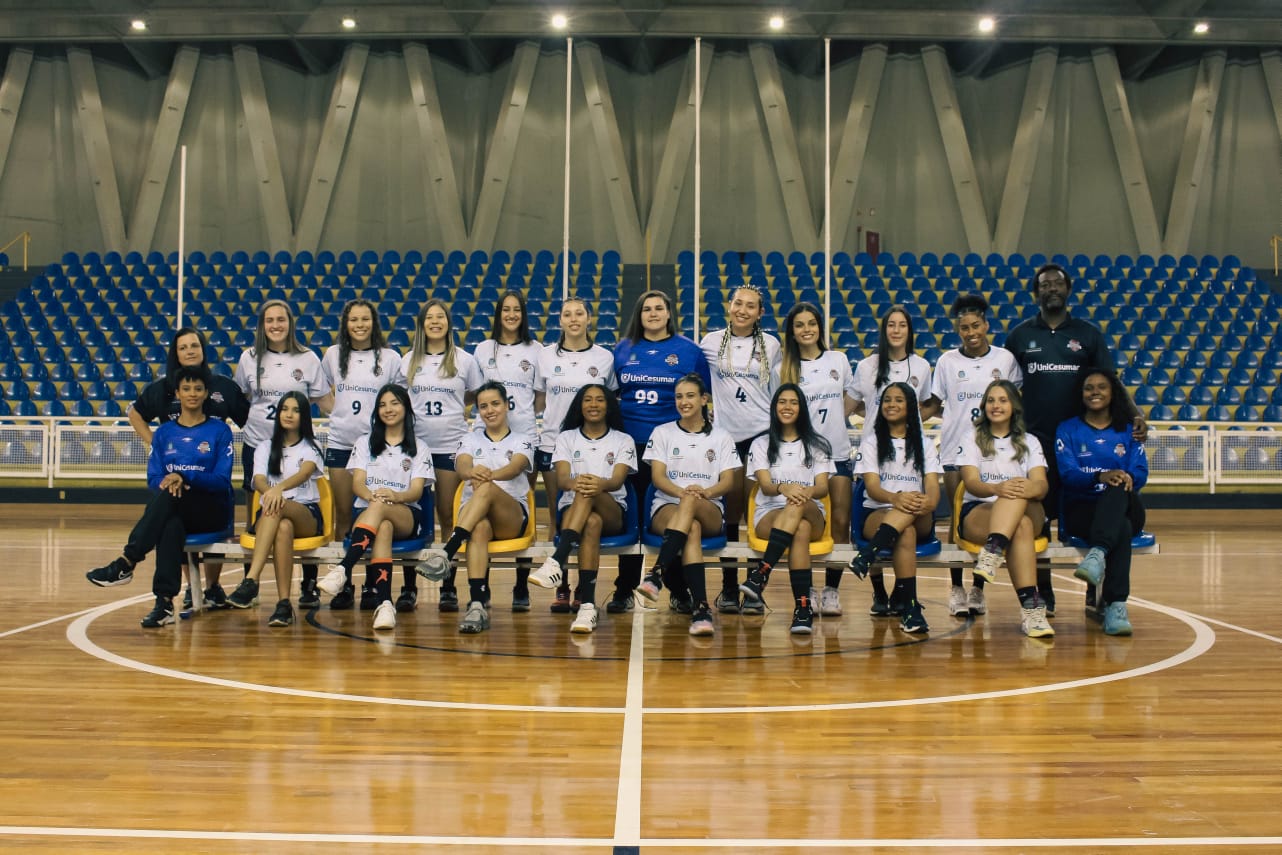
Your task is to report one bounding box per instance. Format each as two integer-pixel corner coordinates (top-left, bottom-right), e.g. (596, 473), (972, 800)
(794, 350), (859, 463)
(615, 334), (712, 446)
(131, 374), (249, 428)
(347, 437), (435, 511)
(320, 346), (404, 451)
(854, 433), (944, 510)
(930, 346), (1023, 466)
(551, 427), (637, 510)
(399, 349), (484, 455)
(643, 421), (740, 513)
(1005, 314), (1113, 439)
(699, 329), (782, 442)
(957, 431), (1048, 504)
(252, 439), (324, 505)
(746, 435), (835, 524)
(535, 343), (618, 452)
(851, 353), (933, 437)
(234, 349), (326, 449)
(471, 339), (542, 444)
(457, 426), (534, 511)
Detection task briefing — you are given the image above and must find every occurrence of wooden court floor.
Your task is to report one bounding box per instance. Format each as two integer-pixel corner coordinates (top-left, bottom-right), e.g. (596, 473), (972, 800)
(1, 505), (1279, 853)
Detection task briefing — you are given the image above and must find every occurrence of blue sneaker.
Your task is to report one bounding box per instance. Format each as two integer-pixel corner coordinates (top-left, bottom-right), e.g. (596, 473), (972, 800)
(900, 600), (929, 633)
(1102, 601), (1133, 636)
(1074, 547), (1106, 587)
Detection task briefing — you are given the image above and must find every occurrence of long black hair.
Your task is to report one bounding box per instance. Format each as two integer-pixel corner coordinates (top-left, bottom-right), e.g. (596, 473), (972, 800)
(674, 372), (713, 435)
(872, 381), (926, 474)
(337, 298), (388, 380)
(1073, 366), (1135, 431)
(490, 289), (534, 344)
(369, 383), (417, 458)
(560, 383), (625, 434)
(163, 327), (208, 392)
(765, 382), (831, 468)
(267, 390), (322, 477)
(874, 305), (916, 389)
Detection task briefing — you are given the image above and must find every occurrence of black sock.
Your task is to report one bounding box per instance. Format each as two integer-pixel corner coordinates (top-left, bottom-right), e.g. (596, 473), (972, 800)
(655, 529), (688, 574)
(724, 523), (739, 542)
(368, 560), (393, 602)
(301, 563), (318, 583)
(468, 578), (489, 606)
(342, 524), (377, 570)
(402, 566), (417, 590)
(444, 526), (470, 557)
(683, 562), (707, 607)
(950, 565), (964, 587)
(514, 557), (531, 595)
(616, 554), (642, 594)
(825, 567), (842, 589)
(1036, 565), (1053, 597)
(721, 563), (738, 593)
(578, 569), (598, 604)
(972, 575), (986, 589)
(984, 532), (1010, 553)
(789, 569), (811, 600)
(870, 572), (888, 599)
(870, 523), (899, 552)
(892, 576), (917, 603)
(1016, 586), (1039, 609)
(761, 528), (793, 572)
(553, 529), (581, 566)
(442, 566), (457, 593)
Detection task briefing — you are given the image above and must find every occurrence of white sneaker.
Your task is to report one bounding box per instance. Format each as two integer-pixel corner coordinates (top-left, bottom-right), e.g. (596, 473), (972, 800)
(967, 586), (987, 615)
(373, 600), (397, 630)
(317, 565), (348, 597)
(415, 548), (450, 581)
(459, 600), (490, 634)
(948, 585), (969, 617)
(570, 602), (598, 634)
(529, 556), (564, 589)
(1020, 604), (1055, 638)
(819, 586), (842, 616)
(973, 547), (1003, 583)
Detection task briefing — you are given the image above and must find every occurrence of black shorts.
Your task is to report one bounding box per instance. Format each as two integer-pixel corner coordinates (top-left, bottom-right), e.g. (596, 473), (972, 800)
(302, 501), (324, 537)
(534, 449), (555, 473)
(734, 438), (754, 464)
(958, 500), (986, 538)
(324, 446), (352, 468)
(240, 443), (256, 493)
(832, 459), (854, 479)
(432, 453), (456, 473)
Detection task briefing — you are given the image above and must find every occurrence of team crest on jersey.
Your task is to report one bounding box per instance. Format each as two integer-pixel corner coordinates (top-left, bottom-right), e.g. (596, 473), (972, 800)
(588, 367), (599, 377)
(554, 365), (563, 374)
(958, 369), (967, 379)
(705, 449), (715, 462)
(210, 392), (224, 403)
(573, 450), (582, 459)
(991, 369), (1002, 379)
(292, 369), (304, 381)
(1068, 339), (1083, 352)
(197, 441), (211, 454)
(671, 445), (681, 457)
(605, 451), (615, 465)
(488, 357), (498, 367)
(1114, 443), (1126, 457)
(628, 353), (640, 364)
(829, 369), (839, 381)
(505, 450), (514, 460)
(909, 376), (918, 386)
(665, 354), (679, 366)
(519, 360), (532, 372)
(401, 457), (411, 471)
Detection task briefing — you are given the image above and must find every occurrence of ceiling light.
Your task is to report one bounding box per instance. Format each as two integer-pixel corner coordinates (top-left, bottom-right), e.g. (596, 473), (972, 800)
(977, 16), (996, 34)
(1193, 21), (1210, 35)
(551, 13), (568, 30)
(130, 19), (147, 32)
(341, 17), (357, 30)
(768, 15), (785, 31)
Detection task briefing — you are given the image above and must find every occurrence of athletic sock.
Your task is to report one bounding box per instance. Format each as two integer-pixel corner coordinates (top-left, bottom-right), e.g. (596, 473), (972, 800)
(825, 566), (843, 589)
(444, 526), (471, 558)
(341, 524), (377, 570)
(683, 562), (707, 606)
(552, 529), (581, 566)
(984, 532), (1010, 554)
(1016, 586), (1039, 609)
(368, 560), (393, 602)
(869, 523), (899, 553)
(870, 572), (888, 599)
(468, 578), (489, 606)
(760, 527), (793, 573)
(654, 529), (688, 574)
(789, 569), (810, 600)
(301, 563), (318, 583)
(892, 576), (917, 603)
(577, 569), (598, 604)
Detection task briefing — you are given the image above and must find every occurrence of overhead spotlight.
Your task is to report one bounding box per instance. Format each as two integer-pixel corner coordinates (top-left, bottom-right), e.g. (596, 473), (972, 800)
(130, 19), (147, 32)
(977, 16), (996, 34)
(551, 13), (568, 30)
(341, 17), (357, 30)
(1193, 21), (1210, 35)
(768, 15), (785, 31)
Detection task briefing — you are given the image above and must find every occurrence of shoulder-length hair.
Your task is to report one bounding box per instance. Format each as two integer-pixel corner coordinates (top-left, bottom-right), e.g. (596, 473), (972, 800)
(164, 327), (208, 392)
(875, 305), (916, 389)
(624, 289), (677, 343)
(974, 379), (1030, 462)
(406, 298), (458, 386)
(337, 299), (388, 380)
(765, 382), (831, 468)
(369, 383), (417, 458)
(560, 383), (625, 434)
(268, 390), (322, 477)
(872, 381), (926, 474)
(1074, 366), (1134, 432)
(251, 299), (307, 392)
(780, 302), (825, 386)
(490, 290), (534, 345)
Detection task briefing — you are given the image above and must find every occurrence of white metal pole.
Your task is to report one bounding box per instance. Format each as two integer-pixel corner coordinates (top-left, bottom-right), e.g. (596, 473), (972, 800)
(824, 39), (832, 348)
(693, 37), (702, 341)
(562, 37), (573, 303)
(177, 145), (186, 327)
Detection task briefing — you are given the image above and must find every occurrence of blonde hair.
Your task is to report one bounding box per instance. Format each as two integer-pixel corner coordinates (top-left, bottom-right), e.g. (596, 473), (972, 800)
(974, 379), (1031, 462)
(406, 299), (458, 385)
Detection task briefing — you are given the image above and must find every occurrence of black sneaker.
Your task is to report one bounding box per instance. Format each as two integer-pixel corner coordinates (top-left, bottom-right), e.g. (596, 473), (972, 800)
(511, 586), (531, 613)
(298, 578), (320, 609)
(182, 588), (193, 610)
(329, 583), (355, 610)
(714, 589), (741, 614)
(900, 600), (929, 633)
(869, 591), (892, 617)
(439, 588), (459, 612)
(790, 599), (815, 635)
(738, 570), (767, 613)
(846, 545), (876, 580)
(606, 590), (634, 613)
(396, 586), (418, 613)
(140, 596), (174, 628)
(359, 585), (379, 611)
(888, 595), (908, 617)
(268, 599), (295, 627)
(669, 591), (694, 615)
(86, 557), (133, 587)
(204, 583), (230, 610)
(227, 577), (259, 609)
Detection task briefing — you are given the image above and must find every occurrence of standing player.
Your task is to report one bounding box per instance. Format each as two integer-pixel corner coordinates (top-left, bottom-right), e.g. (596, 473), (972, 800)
(851, 305), (937, 434)
(930, 293), (1021, 618)
(319, 299), (403, 610)
(609, 290), (711, 614)
(699, 284), (780, 613)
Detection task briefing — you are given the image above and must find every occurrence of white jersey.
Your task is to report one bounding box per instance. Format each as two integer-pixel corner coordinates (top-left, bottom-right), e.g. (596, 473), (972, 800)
(793, 351), (859, 464)
(855, 432), (944, 510)
(348, 436), (435, 510)
(699, 329), (781, 442)
(958, 431), (1047, 504)
(252, 439), (324, 505)
(457, 425), (534, 510)
(931, 346), (1023, 466)
(851, 353), (933, 437)
(399, 349), (484, 456)
(643, 421), (740, 514)
(552, 426), (637, 511)
(535, 343), (617, 452)
(472, 339), (542, 444)
(746, 435), (835, 526)
(234, 349), (326, 449)
(321, 346), (404, 450)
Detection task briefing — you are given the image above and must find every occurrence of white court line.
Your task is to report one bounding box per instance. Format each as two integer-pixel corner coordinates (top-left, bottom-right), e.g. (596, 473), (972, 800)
(0, 596), (150, 640)
(1, 827), (1280, 848)
(613, 607), (645, 844)
(1128, 595), (1282, 645)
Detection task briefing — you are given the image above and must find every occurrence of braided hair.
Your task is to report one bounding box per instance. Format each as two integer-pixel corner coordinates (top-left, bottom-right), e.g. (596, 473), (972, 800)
(715, 285), (772, 387)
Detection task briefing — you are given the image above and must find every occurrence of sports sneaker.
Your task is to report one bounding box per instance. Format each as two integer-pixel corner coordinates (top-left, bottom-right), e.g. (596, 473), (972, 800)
(372, 600), (397, 631)
(330, 583), (355, 610)
(415, 549), (451, 582)
(227, 577), (259, 609)
(86, 557), (133, 587)
(948, 585), (969, 617)
(511, 587), (530, 612)
(846, 545), (876, 580)
(570, 602), (599, 634)
(297, 578), (320, 608)
(395, 586), (418, 613)
(317, 565), (348, 597)
(819, 586), (842, 617)
(529, 556), (564, 589)
(634, 572), (664, 604)
(714, 589), (741, 614)
(268, 599), (294, 627)
(790, 599), (814, 635)
(900, 600), (929, 633)
(738, 570), (767, 613)
(139, 596), (174, 628)
(1020, 604), (1055, 638)
(606, 591), (633, 613)
(869, 591), (891, 617)
(359, 586), (379, 611)
(1074, 546), (1106, 587)
(967, 586), (987, 615)
(669, 591), (694, 615)
(182, 588), (193, 610)
(439, 588), (459, 612)
(551, 585), (573, 614)
(688, 607), (715, 636)
(1102, 601), (1133, 636)
(204, 584), (229, 610)
(459, 600), (490, 634)
(973, 547), (1002, 583)
(887, 595), (908, 617)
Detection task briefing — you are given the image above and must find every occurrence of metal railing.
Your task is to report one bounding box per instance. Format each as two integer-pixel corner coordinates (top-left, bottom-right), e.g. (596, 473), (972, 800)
(0, 231), (31, 270)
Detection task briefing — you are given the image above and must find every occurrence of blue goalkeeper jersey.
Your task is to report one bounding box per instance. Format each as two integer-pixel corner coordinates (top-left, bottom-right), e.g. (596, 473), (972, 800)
(1054, 416), (1148, 503)
(614, 334), (711, 446)
(147, 417), (235, 493)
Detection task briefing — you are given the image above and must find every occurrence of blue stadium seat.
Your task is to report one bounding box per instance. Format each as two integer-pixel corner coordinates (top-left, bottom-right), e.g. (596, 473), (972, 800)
(1148, 404), (1175, 421)
(1133, 386), (1159, 406)
(1189, 386), (1215, 406)
(1263, 405), (1282, 422)
(1205, 405), (1233, 422)
(1217, 387), (1243, 406)
(1160, 386), (1187, 406)
(1234, 405), (1261, 422)
(30, 380), (58, 400)
(1176, 403), (1202, 421)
